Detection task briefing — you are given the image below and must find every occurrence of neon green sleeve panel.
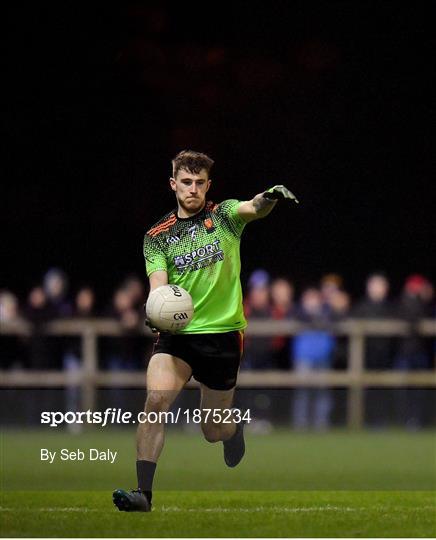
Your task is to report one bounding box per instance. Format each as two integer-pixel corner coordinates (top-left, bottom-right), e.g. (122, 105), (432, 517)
(143, 199), (248, 333)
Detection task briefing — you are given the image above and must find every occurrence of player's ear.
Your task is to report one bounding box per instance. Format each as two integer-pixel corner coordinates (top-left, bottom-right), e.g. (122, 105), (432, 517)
(169, 177), (176, 192)
(206, 179), (212, 192)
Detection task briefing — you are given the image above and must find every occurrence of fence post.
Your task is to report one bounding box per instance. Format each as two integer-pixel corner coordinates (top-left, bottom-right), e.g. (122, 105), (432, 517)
(81, 326), (97, 411)
(347, 321), (365, 430)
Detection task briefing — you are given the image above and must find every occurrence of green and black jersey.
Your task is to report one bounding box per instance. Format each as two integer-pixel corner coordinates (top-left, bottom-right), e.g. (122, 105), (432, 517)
(143, 200), (247, 334)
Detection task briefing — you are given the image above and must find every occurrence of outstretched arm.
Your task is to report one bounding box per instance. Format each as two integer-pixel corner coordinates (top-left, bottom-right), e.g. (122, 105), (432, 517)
(237, 185), (299, 223)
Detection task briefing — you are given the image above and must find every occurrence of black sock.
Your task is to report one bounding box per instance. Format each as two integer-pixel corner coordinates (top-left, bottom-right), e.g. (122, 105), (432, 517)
(136, 460), (156, 503)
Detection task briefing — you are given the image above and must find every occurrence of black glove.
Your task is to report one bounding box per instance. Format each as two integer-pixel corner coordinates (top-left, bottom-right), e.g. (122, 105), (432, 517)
(263, 185), (299, 203)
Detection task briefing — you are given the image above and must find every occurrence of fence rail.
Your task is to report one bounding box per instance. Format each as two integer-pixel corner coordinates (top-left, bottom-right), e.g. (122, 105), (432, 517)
(1, 318), (435, 429)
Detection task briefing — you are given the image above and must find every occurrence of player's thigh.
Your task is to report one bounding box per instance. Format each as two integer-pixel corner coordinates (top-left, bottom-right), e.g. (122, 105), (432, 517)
(147, 353), (192, 392)
(199, 384), (235, 411)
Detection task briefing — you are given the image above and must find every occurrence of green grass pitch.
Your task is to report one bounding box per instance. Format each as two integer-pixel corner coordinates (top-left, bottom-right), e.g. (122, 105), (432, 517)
(1, 429), (435, 537)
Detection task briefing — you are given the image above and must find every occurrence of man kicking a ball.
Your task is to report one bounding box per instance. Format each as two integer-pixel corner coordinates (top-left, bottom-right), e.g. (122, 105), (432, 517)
(113, 150), (298, 511)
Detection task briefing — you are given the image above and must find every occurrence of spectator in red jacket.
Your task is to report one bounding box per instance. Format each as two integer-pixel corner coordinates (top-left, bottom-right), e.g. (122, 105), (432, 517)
(270, 277), (295, 369)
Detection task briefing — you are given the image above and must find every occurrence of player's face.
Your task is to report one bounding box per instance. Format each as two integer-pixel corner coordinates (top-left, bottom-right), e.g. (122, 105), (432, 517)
(170, 168), (211, 216)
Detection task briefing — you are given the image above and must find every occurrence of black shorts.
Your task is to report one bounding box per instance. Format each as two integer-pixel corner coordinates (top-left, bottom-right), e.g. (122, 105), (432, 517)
(152, 331), (244, 391)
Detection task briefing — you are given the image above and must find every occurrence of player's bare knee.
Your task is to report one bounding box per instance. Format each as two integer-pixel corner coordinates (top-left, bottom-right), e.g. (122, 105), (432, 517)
(145, 391), (171, 413)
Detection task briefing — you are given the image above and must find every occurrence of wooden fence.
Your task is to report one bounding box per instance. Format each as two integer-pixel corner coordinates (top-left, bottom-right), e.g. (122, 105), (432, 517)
(1, 318), (435, 428)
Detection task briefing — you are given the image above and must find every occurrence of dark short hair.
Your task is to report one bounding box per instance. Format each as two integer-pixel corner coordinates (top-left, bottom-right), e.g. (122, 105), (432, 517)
(172, 150), (214, 178)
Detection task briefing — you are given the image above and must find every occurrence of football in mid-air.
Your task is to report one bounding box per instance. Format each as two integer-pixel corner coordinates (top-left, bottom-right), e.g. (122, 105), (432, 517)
(145, 284), (194, 332)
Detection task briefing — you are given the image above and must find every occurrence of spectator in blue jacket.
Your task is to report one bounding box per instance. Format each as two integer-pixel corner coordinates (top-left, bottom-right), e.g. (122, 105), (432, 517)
(291, 287), (335, 430)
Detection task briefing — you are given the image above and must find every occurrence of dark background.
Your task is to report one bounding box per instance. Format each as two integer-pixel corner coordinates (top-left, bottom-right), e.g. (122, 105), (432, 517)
(4, 1), (435, 302)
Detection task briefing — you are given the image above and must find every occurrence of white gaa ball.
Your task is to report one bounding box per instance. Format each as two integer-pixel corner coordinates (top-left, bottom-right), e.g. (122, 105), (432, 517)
(145, 284), (194, 332)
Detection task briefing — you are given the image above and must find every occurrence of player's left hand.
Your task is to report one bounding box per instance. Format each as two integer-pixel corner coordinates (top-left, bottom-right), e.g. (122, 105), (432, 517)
(263, 185), (299, 203)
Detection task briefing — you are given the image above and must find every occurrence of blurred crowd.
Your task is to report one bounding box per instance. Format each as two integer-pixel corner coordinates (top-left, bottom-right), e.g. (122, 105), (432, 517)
(243, 269), (435, 372)
(242, 269), (435, 431)
(1, 267), (435, 430)
(1, 267), (434, 373)
(0, 269), (149, 372)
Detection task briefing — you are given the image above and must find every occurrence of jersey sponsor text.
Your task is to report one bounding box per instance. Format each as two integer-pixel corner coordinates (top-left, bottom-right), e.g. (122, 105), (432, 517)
(174, 239), (224, 273)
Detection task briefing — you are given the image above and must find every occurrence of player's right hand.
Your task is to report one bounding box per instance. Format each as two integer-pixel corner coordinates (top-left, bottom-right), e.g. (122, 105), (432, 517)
(143, 303), (158, 333)
(144, 317), (158, 333)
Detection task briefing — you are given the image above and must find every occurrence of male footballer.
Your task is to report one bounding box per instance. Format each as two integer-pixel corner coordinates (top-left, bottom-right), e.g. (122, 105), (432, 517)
(113, 150), (298, 511)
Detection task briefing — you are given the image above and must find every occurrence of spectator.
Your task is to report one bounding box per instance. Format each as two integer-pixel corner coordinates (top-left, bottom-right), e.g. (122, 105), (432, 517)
(63, 286), (97, 426)
(394, 274), (433, 429)
(394, 274), (433, 370)
(75, 286), (96, 318)
(25, 286), (48, 321)
(418, 279), (434, 306)
(43, 268), (72, 318)
(320, 273), (343, 314)
(100, 286), (145, 410)
(327, 288), (351, 370)
(42, 268), (73, 369)
(352, 273), (394, 427)
(116, 281), (150, 370)
(291, 287), (335, 430)
(63, 286), (97, 371)
(0, 290), (25, 369)
(247, 269), (270, 290)
(0, 290), (21, 323)
(352, 273), (394, 369)
(242, 270), (274, 428)
(23, 286), (53, 369)
(327, 289), (351, 320)
(243, 270), (273, 370)
(102, 287), (142, 370)
(270, 277), (295, 369)
(121, 274), (146, 311)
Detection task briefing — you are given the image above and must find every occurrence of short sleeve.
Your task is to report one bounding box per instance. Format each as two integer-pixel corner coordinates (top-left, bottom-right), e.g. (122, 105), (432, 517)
(217, 199), (246, 238)
(143, 234), (168, 276)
